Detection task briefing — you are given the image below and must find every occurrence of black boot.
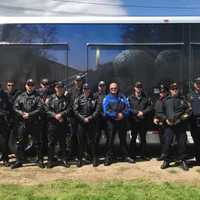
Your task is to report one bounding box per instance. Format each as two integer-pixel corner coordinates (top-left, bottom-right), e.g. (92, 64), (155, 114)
(77, 160), (82, 168)
(37, 160), (45, 169)
(104, 156), (111, 166)
(63, 160), (70, 168)
(93, 158), (98, 167)
(180, 160), (189, 171)
(11, 161), (22, 169)
(160, 160), (170, 169)
(3, 160), (10, 167)
(46, 162), (54, 169)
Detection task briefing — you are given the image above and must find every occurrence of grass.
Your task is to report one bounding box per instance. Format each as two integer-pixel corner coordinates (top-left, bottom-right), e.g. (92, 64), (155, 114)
(0, 180), (200, 200)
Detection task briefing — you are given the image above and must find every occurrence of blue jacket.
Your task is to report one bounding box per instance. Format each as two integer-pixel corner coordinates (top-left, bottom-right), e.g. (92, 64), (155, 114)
(103, 93), (130, 120)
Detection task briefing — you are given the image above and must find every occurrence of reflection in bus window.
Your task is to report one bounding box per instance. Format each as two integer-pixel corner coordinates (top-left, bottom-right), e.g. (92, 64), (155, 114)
(87, 45), (185, 96)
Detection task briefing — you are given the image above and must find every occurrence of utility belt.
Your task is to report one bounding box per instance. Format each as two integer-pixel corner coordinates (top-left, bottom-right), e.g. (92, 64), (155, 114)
(167, 113), (189, 126)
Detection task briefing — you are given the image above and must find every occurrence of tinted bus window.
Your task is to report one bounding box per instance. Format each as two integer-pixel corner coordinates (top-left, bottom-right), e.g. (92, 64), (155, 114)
(87, 44), (186, 95)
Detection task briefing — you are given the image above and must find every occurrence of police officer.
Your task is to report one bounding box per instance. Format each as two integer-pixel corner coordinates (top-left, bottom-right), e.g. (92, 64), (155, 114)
(103, 82), (134, 166)
(187, 77), (200, 165)
(0, 83), (10, 166)
(73, 83), (100, 167)
(68, 75), (83, 160)
(37, 78), (52, 157)
(128, 81), (153, 160)
(160, 82), (190, 171)
(46, 81), (71, 168)
(12, 79), (44, 169)
(37, 78), (52, 103)
(153, 84), (168, 161)
(5, 80), (21, 142)
(5, 80), (21, 105)
(94, 81), (108, 160)
(69, 75), (83, 102)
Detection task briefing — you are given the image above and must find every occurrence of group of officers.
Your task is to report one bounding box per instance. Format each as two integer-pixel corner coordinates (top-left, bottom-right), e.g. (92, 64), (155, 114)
(1, 75), (200, 171)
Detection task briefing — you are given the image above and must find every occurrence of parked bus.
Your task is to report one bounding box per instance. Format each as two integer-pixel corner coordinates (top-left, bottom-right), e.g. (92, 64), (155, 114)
(0, 17), (199, 94)
(0, 16), (199, 152)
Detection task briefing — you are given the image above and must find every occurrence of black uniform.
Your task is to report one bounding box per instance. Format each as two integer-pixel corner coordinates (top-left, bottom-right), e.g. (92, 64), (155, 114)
(187, 90), (200, 163)
(37, 87), (52, 103)
(161, 95), (190, 162)
(5, 89), (21, 135)
(128, 93), (153, 158)
(73, 93), (99, 166)
(93, 91), (108, 155)
(0, 89), (10, 163)
(46, 93), (71, 166)
(37, 87), (53, 156)
(154, 96), (167, 158)
(13, 91), (43, 165)
(68, 86), (83, 158)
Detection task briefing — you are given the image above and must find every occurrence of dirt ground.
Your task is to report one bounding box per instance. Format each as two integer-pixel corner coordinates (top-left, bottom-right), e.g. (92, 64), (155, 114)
(1, 158), (200, 186)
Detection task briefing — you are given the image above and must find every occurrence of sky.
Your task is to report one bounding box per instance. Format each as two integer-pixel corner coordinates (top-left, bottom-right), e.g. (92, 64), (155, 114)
(0, 0), (200, 16)
(124, 0), (200, 16)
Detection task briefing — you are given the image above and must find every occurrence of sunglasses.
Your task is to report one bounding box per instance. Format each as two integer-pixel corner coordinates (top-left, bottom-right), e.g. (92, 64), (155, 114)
(7, 84), (14, 87)
(42, 83), (49, 86)
(171, 88), (178, 91)
(27, 83), (34, 87)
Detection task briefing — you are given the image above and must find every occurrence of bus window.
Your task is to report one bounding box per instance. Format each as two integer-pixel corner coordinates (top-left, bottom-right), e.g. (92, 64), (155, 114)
(87, 44), (186, 96)
(0, 44), (69, 88)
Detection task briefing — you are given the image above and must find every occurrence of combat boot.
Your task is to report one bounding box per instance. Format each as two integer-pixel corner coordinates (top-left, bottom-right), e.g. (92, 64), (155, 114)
(46, 162), (54, 169)
(77, 160), (83, 168)
(92, 158), (98, 167)
(160, 160), (170, 169)
(180, 160), (189, 171)
(37, 160), (45, 169)
(63, 160), (70, 168)
(3, 160), (10, 167)
(104, 156), (111, 166)
(11, 162), (22, 169)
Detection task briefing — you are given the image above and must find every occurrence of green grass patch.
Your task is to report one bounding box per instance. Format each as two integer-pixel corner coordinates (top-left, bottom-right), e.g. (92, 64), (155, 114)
(0, 180), (200, 200)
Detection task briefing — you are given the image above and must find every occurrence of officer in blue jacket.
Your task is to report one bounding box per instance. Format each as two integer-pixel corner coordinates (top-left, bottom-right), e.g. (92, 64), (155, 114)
(103, 82), (134, 166)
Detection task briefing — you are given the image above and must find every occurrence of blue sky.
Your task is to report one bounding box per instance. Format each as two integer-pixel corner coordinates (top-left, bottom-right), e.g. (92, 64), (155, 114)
(1, 0), (200, 16)
(123, 0), (200, 16)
